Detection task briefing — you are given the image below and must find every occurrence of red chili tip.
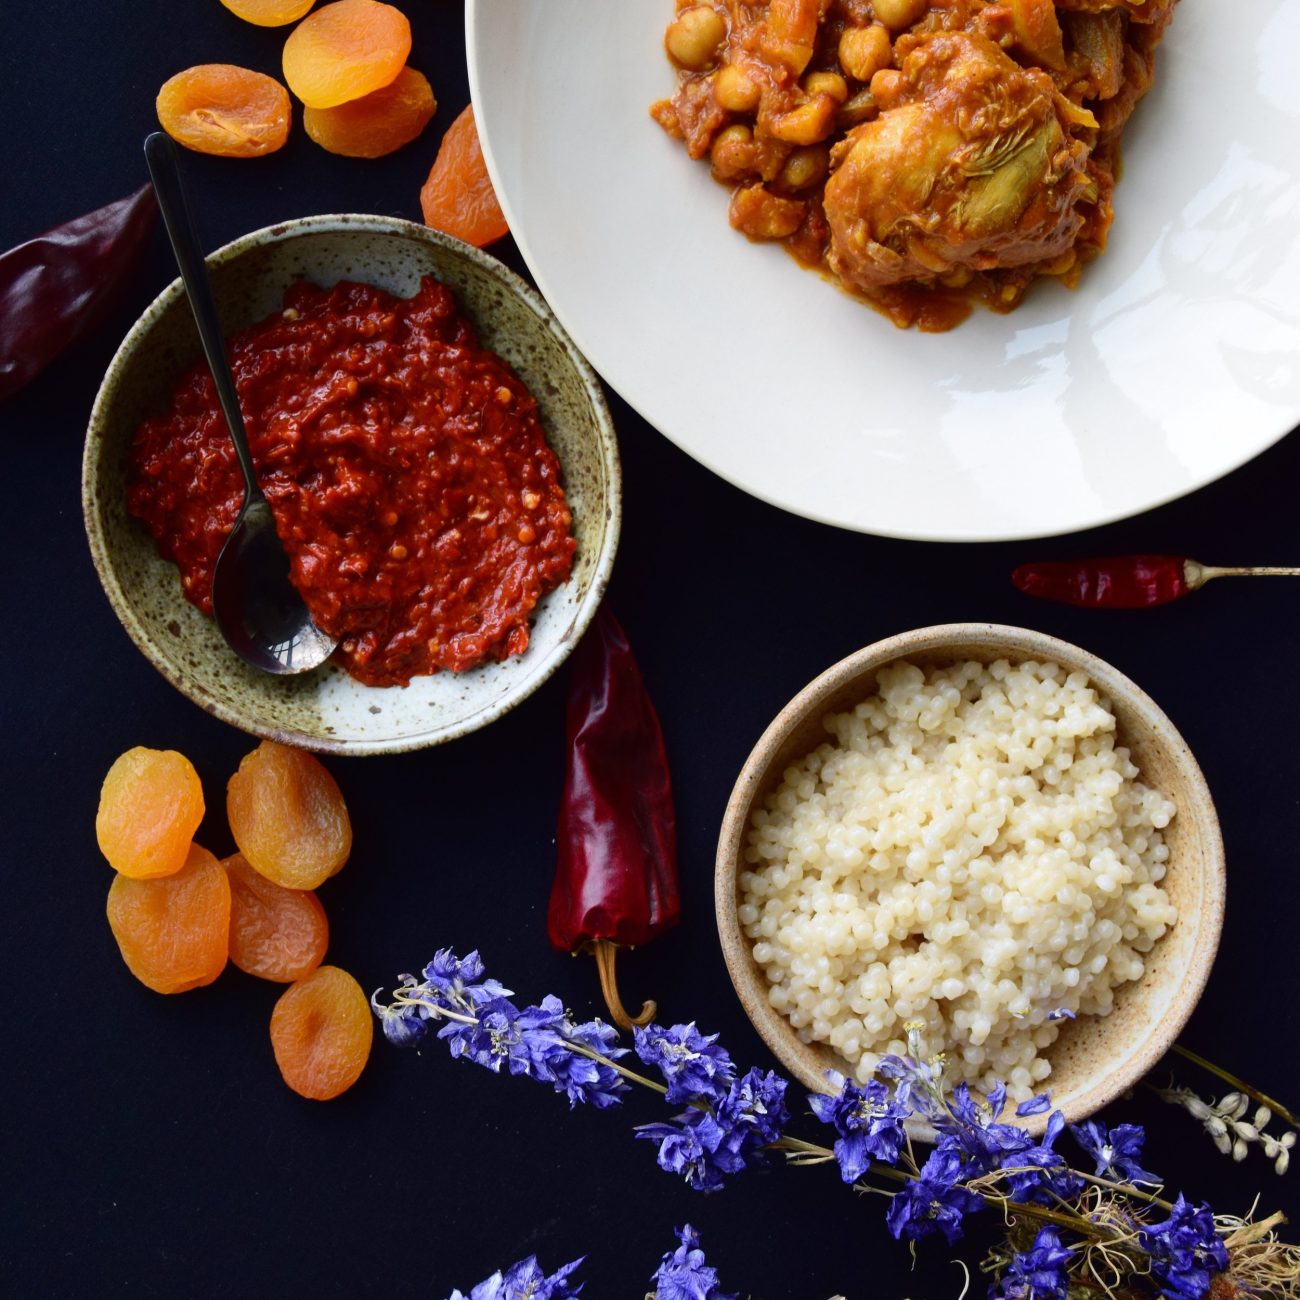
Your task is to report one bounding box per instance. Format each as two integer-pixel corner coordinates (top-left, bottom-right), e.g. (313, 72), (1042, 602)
(0, 183), (159, 403)
(1010, 563), (1054, 598)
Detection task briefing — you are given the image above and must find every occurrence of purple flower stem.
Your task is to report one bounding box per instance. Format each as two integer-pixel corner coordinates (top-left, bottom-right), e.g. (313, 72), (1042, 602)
(390, 991), (479, 1025)
(564, 1041), (668, 1096)
(779, 1138), (1099, 1239)
(1073, 1169), (1175, 1213)
(384, 975), (1185, 1252)
(715, 1126), (1155, 1242)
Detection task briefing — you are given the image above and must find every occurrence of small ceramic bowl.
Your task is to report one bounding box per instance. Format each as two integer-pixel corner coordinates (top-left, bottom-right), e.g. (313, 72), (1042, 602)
(716, 624), (1225, 1132)
(83, 215), (620, 755)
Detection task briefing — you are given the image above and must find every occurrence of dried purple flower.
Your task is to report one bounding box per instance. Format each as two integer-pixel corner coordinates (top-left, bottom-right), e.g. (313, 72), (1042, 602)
(637, 1109), (740, 1193)
(1071, 1119), (1160, 1186)
(1139, 1194), (1229, 1300)
(551, 1017), (629, 1109)
(636, 1068), (788, 1192)
(943, 1082), (1035, 1174)
(720, 1068), (789, 1149)
(884, 1145), (984, 1244)
(995, 1111), (1084, 1205)
(991, 1226), (1074, 1300)
(448, 1255), (584, 1300)
(370, 985), (432, 1047)
(808, 1072), (910, 1183)
(1015, 1095), (1053, 1118)
(650, 1225), (736, 1300)
(439, 995), (564, 1080)
(877, 1050), (948, 1125)
(635, 1024), (735, 1105)
(423, 949), (512, 1009)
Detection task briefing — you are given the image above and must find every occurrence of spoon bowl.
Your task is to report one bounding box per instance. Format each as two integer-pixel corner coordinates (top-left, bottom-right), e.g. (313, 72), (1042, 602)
(211, 498), (338, 674)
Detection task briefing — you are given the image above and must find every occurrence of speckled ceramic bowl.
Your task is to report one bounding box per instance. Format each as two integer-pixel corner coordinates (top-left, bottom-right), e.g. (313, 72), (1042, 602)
(83, 215), (620, 755)
(716, 624), (1225, 1134)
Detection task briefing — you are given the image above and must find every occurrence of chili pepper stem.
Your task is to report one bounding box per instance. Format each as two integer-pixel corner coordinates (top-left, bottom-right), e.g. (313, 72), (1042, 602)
(593, 939), (656, 1032)
(1187, 562), (1300, 590)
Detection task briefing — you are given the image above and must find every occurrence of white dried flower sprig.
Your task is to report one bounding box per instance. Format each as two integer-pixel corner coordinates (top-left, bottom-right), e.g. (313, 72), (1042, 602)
(1157, 1085), (1297, 1174)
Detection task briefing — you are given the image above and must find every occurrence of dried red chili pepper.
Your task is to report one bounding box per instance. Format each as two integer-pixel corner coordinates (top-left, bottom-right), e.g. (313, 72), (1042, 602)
(0, 184), (157, 403)
(1012, 555), (1300, 609)
(548, 606), (680, 1030)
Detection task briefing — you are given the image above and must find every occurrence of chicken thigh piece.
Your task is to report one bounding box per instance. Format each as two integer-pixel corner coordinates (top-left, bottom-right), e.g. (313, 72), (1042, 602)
(823, 29), (1094, 299)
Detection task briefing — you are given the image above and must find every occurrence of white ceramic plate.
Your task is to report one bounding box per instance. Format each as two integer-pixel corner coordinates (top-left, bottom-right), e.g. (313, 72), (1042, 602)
(468, 0), (1300, 542)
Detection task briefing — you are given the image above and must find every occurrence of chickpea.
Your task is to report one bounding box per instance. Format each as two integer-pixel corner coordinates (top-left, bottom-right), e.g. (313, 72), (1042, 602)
(714, 63), (761, 112)
(729, 185), (806, 240)
(665, 5), (727, 71)
(777, 145), (830, 192)
(869, 67), (905, 107)
(870, 0), (928, 31)
(803, 70), (848, 103)
(768, 95), (836, 145)
(710, 123), (756, 180)
(838, 24), (892, 84)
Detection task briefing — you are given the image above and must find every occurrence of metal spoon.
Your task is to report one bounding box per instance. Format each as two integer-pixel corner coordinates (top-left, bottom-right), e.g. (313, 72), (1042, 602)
(143, 133), (336, 674)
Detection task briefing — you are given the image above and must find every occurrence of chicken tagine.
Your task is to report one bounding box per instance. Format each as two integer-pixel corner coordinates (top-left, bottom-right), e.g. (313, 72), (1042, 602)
(651, 0), (1175, 330)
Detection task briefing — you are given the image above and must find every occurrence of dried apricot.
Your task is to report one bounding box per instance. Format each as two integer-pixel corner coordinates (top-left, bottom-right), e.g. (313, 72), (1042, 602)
(221, 0), (316, 26)
(107, 844), (231, 993)
(226, 740), (352, 890)
(157, 64), (292, 158)
(270, 965), (372, 1099)
(304, 65), (436, 158)
(96, 747), (205, 879)
(282, 0), (411, 109)
(224, 852), (329, 982)
(420, 104), (509, 247)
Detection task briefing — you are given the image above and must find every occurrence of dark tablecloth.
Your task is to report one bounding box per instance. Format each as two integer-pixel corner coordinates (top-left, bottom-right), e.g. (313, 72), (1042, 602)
(2, 5), (1297, 1296)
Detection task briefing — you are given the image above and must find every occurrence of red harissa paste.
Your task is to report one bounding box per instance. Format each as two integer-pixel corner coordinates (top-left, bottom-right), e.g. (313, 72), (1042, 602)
(129, 277), (576, 687)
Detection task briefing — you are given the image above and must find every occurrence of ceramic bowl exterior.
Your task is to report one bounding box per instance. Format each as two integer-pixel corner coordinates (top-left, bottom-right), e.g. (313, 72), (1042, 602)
(84, 215), (620, 755)
(716, 624), (1225, 1133)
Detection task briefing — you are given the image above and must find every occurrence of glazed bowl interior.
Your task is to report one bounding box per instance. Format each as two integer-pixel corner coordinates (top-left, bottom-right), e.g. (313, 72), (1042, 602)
(715, 624), (1225, 1134)
(84, 215), (619, 755)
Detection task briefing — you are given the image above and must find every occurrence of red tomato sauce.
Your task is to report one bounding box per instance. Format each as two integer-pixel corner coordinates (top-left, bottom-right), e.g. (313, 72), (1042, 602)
(129, 277), (576, 687)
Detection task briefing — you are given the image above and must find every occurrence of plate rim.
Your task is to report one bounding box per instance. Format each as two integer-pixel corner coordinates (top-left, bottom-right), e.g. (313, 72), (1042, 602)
(465, 0), (1297, 543)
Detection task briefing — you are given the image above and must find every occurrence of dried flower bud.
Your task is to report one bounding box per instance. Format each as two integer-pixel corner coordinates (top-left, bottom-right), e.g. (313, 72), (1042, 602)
(1222, 1093), (1249, 1120)
(1233, 1138), (1249, 1161)
(1255, 1106), (1273, 1128)
(1278, 1149), (1291, 1176)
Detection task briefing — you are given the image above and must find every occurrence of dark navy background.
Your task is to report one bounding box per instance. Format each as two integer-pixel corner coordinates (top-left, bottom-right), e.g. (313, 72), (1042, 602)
(2, 4), (1297, 1296)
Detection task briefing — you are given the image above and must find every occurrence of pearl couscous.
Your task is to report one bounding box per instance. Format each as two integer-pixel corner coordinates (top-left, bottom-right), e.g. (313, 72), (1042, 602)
(740, 658), (1177, 1100)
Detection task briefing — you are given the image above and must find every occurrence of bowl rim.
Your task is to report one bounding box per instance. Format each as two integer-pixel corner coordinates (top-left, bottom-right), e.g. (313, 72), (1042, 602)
(714, 622), (1226, 1132)
(82, 213), (621, 756)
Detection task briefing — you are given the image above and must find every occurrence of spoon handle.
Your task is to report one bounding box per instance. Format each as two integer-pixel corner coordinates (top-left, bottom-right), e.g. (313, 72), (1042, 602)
(143, 132), (261, 501)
